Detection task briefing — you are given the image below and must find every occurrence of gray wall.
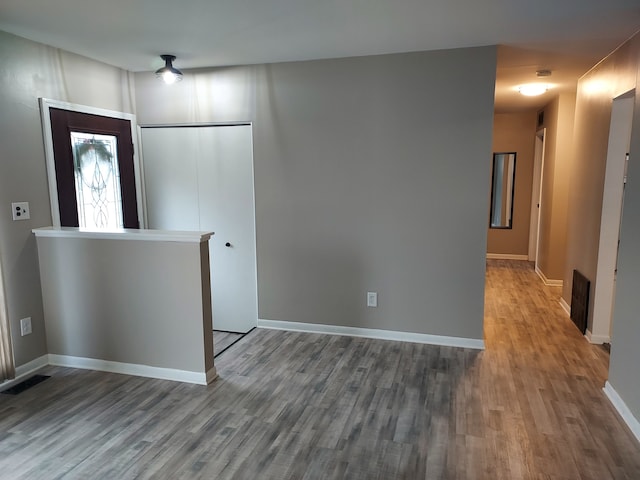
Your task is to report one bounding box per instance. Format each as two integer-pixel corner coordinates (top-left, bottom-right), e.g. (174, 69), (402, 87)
(563, 37), (638, 330)
(537, 93), (575, 282)
(487, 111), (536, 256)
(565, 32), (640, 420)
(36, 235), (213, 374)
(135, 47), (497, 339)
(607, 39), (640, 422)
(0, 31), (136, 367)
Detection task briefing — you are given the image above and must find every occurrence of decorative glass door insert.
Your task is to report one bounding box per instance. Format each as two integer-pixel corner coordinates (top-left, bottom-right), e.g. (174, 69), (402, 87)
(70, 131), (124, 228)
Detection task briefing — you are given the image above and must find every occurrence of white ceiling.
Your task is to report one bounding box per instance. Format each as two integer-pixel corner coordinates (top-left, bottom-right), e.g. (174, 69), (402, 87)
(1, 0), (639, 111)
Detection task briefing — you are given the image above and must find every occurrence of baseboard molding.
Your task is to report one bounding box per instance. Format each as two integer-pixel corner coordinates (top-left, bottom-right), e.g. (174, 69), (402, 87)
(257, 319), (485, 350)
(0, 354), (49, 393)
(603, 381), (640, 444)
(486, 253), (529, 260)
(535, 265), (564, 287)
(559, 297), (571, 316)
(48, 354), (211, 385)
(585, 329), (610, 345)
(15, 354), (49, 378)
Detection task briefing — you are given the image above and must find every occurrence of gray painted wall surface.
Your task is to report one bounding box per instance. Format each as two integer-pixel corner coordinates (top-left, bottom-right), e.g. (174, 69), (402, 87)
(0, 31), (136, 367)
(36, 236), (213, 373)
(487, 111), (536, 255)
(607, 40), (640, 422)
(566, 32), (640, 421)
(536, 93), (575, 282)
(136, 47), (497, 339)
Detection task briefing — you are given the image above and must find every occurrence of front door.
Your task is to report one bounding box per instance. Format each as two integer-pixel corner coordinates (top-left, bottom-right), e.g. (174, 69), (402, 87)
(49, 108), (139, 228)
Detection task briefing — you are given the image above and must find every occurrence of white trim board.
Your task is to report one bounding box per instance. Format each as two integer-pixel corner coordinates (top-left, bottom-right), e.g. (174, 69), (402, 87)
(32, 226), (213, 243)
(603, 381), (640, 444)
(48, 355), (214, 385)
(0, 355), (49, 393)
(1, 354), (215, 390)
(535, 266), (564, 287)
(559, 297), (571, 316)
(585, 329), (610, 345)
(257, 319), (485, 350)
(486, 253), (529, 260)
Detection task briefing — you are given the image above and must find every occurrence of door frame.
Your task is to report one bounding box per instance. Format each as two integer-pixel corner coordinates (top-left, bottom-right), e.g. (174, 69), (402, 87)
(528, 128), (546, 263)
(590, 90), (635, 344)
(39, 98), (145, 228)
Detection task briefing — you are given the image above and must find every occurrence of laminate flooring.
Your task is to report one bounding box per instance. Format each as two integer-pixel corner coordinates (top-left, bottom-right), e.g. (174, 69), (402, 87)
(0, 259), (639, 479)
(213, 330), (245, 357)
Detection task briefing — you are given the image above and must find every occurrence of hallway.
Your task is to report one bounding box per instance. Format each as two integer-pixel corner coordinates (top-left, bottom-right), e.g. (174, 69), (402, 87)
(482, 259), (638, 478)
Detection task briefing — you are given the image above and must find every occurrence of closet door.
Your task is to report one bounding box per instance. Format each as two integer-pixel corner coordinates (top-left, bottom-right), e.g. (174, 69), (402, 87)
(141, 125), (257, 333)
(140, 128), (199, 231)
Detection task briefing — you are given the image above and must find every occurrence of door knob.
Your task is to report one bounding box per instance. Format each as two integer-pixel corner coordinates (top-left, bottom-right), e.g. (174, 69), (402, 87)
(225, 242), (231, 247)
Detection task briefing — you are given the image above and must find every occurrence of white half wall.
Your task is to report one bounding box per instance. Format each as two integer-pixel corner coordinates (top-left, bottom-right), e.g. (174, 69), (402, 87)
(33, 228), (215, 382)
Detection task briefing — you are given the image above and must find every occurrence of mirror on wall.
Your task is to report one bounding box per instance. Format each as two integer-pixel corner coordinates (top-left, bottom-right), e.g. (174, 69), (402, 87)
(490, 152), (517, 229)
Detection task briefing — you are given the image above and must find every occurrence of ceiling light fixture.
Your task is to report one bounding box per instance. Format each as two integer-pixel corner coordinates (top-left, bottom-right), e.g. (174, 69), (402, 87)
(155, 55), (183, 84)
(518, 84), (548, 97)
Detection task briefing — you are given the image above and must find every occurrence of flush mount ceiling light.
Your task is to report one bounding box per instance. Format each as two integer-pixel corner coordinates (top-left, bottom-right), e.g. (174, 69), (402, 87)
(155, 55), (183, 84)
(518, 83), (549, 97)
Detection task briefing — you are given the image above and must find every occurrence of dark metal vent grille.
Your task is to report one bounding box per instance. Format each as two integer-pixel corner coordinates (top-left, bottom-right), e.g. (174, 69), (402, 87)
(570, 270), (590, 334)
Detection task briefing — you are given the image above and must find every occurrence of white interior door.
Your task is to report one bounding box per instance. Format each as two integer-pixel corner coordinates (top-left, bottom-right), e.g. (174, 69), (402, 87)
(140, 125), (258, 333)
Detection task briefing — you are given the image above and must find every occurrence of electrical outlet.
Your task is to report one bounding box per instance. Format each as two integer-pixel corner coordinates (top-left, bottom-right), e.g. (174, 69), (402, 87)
(20, 317), (32, 336)
(367, 292), (378, 307)
(12, 202), (30, 221)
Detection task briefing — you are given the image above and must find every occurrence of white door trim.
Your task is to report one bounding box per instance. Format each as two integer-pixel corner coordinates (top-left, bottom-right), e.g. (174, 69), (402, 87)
(39, 98), (145, 228)
(591, 91), (634, 344)
(529, 128), (546, 263)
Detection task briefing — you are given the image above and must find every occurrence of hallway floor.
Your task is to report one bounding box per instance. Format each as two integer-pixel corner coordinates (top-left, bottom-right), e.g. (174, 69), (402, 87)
(0, 260), (638, 479)
(482, 259), (639, 478)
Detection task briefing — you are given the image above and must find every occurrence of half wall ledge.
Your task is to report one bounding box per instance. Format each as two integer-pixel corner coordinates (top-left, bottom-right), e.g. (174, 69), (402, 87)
(32, 226), (215, 385)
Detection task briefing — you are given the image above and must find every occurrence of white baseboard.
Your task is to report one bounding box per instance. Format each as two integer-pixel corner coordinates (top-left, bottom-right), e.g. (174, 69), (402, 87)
(535, 265), (564, 287)
(257, 319), (485, 350)
(603, 381), (640, 444)
(585, 329), (610, 345)
(559, 297), (571, 316)
(486, 253), (529, 260)
(48, 354), (211, 385)
(0, 354), (49, 392)
(15, 354), (49, 378)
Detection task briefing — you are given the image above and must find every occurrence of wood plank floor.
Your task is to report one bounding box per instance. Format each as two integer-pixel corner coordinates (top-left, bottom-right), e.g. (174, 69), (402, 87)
(1, 259), (639, 479)
(213, 330), (245, 357)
